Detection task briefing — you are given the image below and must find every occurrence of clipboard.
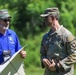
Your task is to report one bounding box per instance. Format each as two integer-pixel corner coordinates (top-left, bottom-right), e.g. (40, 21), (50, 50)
(0, 45), (26, 75)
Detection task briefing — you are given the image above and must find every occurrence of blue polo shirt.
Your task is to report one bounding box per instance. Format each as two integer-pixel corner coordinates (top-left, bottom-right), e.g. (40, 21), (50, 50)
(0, 29), (22, 64)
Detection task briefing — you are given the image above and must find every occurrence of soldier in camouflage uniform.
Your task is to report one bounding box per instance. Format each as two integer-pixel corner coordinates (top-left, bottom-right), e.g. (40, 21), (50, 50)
(40, 7), (76, 75)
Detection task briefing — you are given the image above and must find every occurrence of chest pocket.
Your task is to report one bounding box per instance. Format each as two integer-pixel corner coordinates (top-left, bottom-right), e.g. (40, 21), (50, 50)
(48, 34), (67, 53)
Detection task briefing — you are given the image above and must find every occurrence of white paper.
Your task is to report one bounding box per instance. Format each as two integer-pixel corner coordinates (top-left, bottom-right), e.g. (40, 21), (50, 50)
(0, 45), (26, 75)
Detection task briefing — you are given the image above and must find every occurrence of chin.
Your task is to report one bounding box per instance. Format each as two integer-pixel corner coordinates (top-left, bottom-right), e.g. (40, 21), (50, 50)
(3, 27), (9, 30)
(3, 26), (9, 30)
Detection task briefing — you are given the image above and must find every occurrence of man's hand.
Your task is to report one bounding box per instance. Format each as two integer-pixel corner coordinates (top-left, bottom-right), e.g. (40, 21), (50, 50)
(42, 58), (62, 72)
(48, 59), (56, 71)
(43, 59), (57, 71)
(42, 58), (51, 68)
(20, 50), (26, 58)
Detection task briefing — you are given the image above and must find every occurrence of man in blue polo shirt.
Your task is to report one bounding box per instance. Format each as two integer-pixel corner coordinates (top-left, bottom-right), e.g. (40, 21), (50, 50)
(0, 9), (26, 64)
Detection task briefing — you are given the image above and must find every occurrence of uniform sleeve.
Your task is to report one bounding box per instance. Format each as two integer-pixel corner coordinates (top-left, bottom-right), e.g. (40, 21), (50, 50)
(40, 37), (47, 68)
(60, 33), (76, 71)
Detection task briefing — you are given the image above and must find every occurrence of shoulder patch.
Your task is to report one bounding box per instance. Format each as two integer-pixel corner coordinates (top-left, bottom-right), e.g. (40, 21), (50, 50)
(67, 34), (75, 42)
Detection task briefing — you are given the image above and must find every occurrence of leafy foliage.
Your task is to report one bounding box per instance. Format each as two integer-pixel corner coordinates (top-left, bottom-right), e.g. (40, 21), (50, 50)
(0, 0), (76, 70)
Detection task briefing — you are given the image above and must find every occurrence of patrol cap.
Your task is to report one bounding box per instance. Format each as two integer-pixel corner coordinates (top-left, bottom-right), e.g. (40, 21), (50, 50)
(40, 7), (59, 17)
(0, 9), (11, 19)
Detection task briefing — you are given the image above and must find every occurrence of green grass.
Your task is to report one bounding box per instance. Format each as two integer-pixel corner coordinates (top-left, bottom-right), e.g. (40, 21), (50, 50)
(25, 66), (44, 75)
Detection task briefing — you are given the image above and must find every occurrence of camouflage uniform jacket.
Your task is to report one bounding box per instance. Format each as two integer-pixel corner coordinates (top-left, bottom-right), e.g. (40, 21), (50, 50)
(40, 25), (76, 75)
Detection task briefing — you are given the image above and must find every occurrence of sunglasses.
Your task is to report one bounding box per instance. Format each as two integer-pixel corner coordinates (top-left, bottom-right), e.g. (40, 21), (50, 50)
(1, 18), (11, 22)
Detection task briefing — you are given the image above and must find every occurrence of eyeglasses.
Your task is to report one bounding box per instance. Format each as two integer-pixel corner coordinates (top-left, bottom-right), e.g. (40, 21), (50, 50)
(3, 18), (11, 22)
(0, 18), (11, 22)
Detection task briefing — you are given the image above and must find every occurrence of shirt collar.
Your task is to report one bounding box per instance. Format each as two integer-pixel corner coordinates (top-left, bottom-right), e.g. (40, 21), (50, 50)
(6, 29), (11, 35)
(56, 25), (63, 33)
(49, 25), (63, 36)
(4, 29), (11, 36)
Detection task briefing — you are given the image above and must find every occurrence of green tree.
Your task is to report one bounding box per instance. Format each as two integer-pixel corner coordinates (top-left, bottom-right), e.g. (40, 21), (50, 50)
(0, 0), (76, 68)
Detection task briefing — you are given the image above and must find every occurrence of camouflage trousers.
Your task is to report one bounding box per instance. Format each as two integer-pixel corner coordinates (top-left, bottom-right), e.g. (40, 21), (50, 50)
(44, 68), (74, 75)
